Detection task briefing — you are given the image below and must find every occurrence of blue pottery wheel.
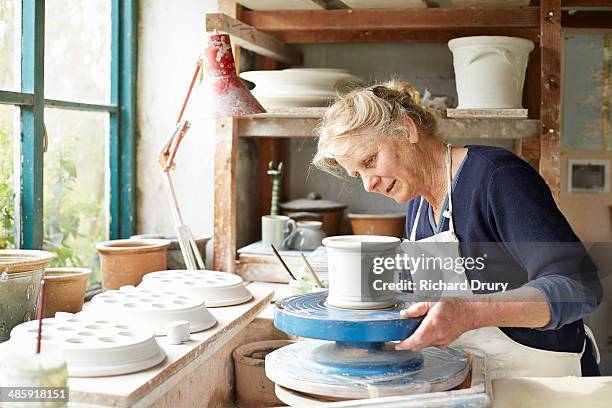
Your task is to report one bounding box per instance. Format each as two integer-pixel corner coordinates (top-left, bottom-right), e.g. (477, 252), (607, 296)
(274, 291), (421, 342)
(268, 291), (469, 399)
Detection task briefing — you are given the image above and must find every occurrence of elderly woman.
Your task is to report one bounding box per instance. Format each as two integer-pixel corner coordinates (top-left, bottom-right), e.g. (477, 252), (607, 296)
(313, 80), (602, 378)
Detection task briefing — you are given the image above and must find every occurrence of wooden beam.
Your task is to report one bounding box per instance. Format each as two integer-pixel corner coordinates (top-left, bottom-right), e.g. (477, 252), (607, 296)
(240, 7), (541, 32)
(256, 57), (285, 241)
(213, 118), (239, 273)
(562, 0), (612, 7)
(273, 28), (540, 44)
(206, 13), (302, 65)
(237, 0), (326, 10)
(539, 0), (562, 198)
(562, 10), (612, 29)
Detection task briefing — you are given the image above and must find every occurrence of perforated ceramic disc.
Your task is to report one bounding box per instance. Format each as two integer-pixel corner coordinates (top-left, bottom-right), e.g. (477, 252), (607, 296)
(6, 315), (165, 377)
(266, 341), (469, 399)
(139, 270), (253, 307)
(89, 287), (216, 335)
(275, 291), (420, 342)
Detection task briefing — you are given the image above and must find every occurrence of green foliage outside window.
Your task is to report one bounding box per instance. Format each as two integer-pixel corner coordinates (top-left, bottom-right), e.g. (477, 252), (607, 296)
(43, 132), (103, 276)
(0, 128), (14, 249)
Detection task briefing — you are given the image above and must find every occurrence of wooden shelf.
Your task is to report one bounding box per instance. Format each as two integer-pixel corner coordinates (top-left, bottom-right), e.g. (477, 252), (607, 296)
(239, 7), (542, 43)
(212, 1), (563, 274)
(237, 107), (540, 139)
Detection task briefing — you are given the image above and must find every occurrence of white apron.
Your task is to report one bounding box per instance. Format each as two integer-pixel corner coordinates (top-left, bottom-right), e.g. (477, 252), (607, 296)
(402, 145), (595, 379)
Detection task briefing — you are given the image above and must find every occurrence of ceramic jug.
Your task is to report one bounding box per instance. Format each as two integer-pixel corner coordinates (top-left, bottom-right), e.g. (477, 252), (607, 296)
(283, 221), (326, 251)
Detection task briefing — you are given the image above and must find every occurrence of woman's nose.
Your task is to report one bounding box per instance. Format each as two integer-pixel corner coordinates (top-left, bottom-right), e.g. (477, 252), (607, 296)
(362, 174), (379, 193)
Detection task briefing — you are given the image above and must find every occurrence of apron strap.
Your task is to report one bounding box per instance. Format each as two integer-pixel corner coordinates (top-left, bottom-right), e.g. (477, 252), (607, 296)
(444, 144), (456, 236)
(410, 145), (456, 241)
(409, 196), (424, 242)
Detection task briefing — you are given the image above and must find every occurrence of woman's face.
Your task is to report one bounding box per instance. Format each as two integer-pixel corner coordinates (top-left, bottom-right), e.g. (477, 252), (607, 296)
(335, 136), (422, 204)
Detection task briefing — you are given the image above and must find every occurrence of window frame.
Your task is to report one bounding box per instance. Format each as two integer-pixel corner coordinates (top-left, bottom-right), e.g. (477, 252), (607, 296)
(0, 0), (136, 250)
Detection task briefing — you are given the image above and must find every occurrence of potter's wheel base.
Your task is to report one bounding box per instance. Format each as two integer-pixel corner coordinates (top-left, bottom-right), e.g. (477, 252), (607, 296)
(266, 340), (469, 400)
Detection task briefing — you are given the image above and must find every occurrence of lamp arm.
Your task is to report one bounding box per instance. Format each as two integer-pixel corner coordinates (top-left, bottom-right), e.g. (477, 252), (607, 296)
(159, 59), (202, 171)
(157, 58), (207, 270)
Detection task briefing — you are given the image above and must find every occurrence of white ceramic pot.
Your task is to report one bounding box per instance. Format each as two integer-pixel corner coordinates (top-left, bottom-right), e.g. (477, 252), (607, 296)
(448, 36), (534, 109)
(323, 235), (400, 310)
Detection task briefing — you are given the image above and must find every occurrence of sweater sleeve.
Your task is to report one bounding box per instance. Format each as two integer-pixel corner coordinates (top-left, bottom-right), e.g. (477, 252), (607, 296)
(486, 164), (602, 330)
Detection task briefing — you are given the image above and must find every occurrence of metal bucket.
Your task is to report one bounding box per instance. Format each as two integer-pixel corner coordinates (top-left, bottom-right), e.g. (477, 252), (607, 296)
(0, 250), (57, 342)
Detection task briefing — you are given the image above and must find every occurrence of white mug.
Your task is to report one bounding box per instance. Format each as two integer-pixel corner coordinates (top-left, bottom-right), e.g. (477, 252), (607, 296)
(262, 215), (296, 249)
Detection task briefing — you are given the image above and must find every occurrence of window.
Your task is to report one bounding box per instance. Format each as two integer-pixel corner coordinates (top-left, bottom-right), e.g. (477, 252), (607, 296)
(0, 0), (136, 285)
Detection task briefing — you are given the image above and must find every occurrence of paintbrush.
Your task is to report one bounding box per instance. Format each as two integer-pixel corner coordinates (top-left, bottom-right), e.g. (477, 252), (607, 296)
(270, 244), (297, 281)
(36, 279), (46, 354)
(300, 253), (323, 288)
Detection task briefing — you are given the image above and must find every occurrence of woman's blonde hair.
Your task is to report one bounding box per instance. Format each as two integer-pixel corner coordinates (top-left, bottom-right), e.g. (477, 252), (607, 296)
(312, 79), (438, 175)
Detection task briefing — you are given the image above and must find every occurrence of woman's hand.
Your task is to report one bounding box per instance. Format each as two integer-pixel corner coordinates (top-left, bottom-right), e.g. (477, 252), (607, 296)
(395, 300), (477, 351)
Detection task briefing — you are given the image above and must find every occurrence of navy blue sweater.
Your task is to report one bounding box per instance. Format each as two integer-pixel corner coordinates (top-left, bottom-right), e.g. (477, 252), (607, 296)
(405, 145), (602, 372)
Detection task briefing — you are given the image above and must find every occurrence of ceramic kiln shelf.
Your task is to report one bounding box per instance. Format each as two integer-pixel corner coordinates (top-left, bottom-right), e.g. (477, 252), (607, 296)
(139, 270), (253, 307)
(266, 292), (469, 401)
(89, 286), (216, 335)
(6, 314), (165, 377)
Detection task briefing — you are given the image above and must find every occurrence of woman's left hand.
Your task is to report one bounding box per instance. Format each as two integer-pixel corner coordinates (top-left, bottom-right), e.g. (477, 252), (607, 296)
(395, 300), (477, 351)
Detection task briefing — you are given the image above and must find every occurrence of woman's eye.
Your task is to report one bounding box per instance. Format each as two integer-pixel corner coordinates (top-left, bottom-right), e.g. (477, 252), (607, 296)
(363, 154), (377, 168)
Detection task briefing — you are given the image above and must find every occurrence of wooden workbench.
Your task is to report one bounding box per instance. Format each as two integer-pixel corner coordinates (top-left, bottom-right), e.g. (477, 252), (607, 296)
(66, 285), (274, 408)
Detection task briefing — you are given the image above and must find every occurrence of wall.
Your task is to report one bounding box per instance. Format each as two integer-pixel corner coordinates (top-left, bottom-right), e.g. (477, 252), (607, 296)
(137, 0), (219, 264)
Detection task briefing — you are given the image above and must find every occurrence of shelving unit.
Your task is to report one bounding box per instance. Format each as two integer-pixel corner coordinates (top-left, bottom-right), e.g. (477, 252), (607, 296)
(210, 0), (611, 278)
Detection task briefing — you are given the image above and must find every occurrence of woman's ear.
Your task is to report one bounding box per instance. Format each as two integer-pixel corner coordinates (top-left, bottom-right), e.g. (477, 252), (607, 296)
(402, 116), (419, 144)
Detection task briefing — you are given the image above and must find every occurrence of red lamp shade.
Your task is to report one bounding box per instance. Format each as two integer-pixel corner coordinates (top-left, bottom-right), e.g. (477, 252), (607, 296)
(200, 33), (265, 118)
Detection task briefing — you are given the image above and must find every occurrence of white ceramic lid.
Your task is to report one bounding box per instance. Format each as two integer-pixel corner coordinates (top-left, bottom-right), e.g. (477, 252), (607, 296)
(6, 314), (166, 377)
(139, 270), (253, 307)
(88, 286), (217, 334)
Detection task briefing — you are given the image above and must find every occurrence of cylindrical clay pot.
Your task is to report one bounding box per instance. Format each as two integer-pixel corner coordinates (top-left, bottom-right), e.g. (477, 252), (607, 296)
(448, 36), (534, 109)
(323, 235), (400, 310)
(96, 239), (170, 290)
(233, 340), (294, 408)
(348, 213), (406, 238)
(42, 267), (92, 318)
(130, 233), (210, 270)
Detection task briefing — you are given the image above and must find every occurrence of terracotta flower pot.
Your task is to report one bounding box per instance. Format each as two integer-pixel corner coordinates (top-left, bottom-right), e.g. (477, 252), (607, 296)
(96, 239), (170, 290)
(348, 213), (406, 238)
(129, 233), (210, 270)
(42, 267), (92, 318)
(233, 340), (294, 408)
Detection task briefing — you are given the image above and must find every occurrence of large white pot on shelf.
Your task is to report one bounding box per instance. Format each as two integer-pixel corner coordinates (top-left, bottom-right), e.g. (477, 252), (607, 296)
(448, 36), (534, 109)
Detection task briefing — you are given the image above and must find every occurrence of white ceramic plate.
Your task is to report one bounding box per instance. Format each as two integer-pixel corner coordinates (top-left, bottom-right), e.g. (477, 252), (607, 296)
(240, 68), (363, 108)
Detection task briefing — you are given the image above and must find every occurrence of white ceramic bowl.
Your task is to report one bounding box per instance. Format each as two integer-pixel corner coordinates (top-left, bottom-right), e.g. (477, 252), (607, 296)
(322, 235), (400, 309)
(240, 68), (363, 108)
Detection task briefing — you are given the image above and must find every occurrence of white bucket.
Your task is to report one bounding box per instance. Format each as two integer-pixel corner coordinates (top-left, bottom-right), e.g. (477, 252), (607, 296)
(323, 235), (400, 309)
(448, 36), (535, 109)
